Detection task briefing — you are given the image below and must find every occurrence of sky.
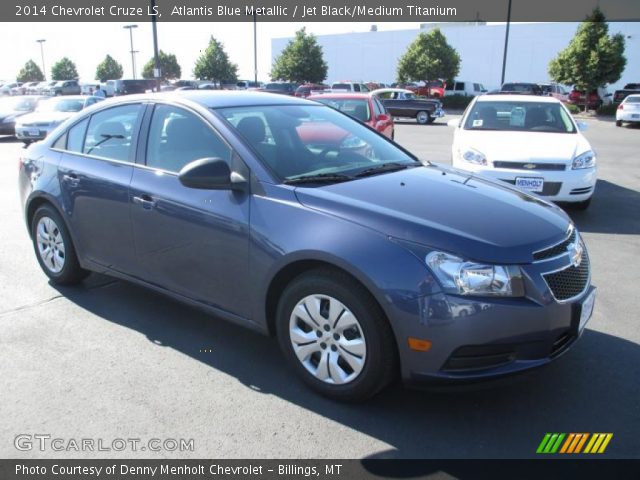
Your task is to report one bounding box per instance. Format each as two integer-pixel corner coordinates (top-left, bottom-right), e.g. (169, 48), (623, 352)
(0, 21), (425, 83)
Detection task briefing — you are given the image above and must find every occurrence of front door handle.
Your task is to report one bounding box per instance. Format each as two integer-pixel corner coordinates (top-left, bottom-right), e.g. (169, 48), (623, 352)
(62, 173), (79, 186)
(132, 194), (156, 210)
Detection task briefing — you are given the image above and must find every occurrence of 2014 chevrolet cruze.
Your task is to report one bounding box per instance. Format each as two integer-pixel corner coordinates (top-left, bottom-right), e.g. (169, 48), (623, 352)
(19, 91), (595, 401)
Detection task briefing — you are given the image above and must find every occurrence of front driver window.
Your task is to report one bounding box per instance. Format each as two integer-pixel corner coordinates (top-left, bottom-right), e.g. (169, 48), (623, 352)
(146, 104), (232, 173)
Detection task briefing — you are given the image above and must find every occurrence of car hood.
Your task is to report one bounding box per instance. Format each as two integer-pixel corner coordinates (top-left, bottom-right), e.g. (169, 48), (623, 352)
(458, 130), (590, 162)
(17, 111), (75, 124)
(294, 164), (571, 264)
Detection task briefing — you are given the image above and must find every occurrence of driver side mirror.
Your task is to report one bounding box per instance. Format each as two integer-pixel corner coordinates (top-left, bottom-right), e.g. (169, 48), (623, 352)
(576, 121), (588, 132)
(178, 157), (246, 191)
(376, 113), (390, 122)
(447, 118), (461, 127)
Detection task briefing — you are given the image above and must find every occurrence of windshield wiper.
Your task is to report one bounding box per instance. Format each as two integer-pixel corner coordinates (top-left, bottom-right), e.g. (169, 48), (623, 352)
(284, 173), (353, 185)
(354, 162), (418, 178)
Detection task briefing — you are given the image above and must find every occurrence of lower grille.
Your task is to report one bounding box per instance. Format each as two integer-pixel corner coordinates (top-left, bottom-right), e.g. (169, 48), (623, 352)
(501, 179), (562, 196)
(494, 161), (566, 171)
(543, 249), (590, 301)
(551, 330), (574, 356)
(442, 344), (515, 372)
(570, 187), (593, 195)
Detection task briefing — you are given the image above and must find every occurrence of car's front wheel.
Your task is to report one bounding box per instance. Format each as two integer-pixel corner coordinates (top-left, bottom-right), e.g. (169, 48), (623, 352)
(616, 120), (622, 127)
(276, 269), (397, 401)
(31, 205), (88, 285)
(571, 197), (592, 211)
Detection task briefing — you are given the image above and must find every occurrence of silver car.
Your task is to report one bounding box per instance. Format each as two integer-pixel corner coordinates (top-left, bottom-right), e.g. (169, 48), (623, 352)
(15, 95), (102, 143)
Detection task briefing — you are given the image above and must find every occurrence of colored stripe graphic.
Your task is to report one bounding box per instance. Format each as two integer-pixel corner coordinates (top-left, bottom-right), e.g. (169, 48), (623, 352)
(539, 433), (613, 454)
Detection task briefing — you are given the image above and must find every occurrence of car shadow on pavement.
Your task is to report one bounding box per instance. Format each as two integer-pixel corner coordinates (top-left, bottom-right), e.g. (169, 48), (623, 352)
(0, 135), (21, 143)
(53, 278), (640, 459)
(567, 180), (640, 235)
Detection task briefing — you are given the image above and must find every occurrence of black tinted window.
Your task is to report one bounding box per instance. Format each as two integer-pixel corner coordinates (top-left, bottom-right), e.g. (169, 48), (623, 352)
(146, 105), (232, 173)
(83, 104), (142, 161)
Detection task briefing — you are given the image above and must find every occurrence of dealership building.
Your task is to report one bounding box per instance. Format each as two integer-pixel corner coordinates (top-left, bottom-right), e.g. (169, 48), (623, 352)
(272, 22), (640, 92)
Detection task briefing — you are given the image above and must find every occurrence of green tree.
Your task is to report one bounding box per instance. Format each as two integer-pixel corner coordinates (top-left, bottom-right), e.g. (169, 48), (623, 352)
(17, 60), (45, 82)
(142, 50), (181, 81)
(396, 28), (460, 93)
(51, 57), (79, 80)
(271, 28), (327, 83)
(95, 55), (123, 82)
(193, 36), (238, 86)
(548, 7), (626, 110)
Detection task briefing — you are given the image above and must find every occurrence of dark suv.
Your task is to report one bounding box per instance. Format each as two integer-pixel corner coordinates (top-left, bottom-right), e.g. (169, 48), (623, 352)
(500, 82), (544, 95)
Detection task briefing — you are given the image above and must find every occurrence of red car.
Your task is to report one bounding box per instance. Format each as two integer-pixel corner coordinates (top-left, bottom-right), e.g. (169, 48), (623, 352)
(567, 88), (602, 110)
(307, 92), (395, 139)
(405, 80), (446, 98)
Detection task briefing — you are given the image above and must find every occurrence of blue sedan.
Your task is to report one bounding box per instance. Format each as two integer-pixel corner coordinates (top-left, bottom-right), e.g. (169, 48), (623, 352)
(18, 91), (595, 401)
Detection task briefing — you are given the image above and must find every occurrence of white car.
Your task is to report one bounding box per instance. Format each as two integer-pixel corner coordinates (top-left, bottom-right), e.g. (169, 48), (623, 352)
(448, 94), (596, 210)
(616, 94), (640, 127)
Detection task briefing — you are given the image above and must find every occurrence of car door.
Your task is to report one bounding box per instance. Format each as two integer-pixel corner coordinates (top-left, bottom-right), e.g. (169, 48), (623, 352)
(381, 92), (403, 117)
(58, 103), (144, 272)
(129, 103), (252, 317)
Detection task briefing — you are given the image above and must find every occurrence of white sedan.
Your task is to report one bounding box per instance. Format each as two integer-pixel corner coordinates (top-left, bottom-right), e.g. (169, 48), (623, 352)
(616, 94), (640, 127)
(448, 94), (596, 210)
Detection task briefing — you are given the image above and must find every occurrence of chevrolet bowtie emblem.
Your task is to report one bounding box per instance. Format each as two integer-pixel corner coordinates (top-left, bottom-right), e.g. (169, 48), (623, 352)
(523, 163), (537, 169)
(568, 241), (583, 267)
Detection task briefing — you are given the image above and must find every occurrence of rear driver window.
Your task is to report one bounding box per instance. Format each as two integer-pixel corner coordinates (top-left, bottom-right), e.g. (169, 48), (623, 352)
(66, 118), (89, 153)
(83, 104), (142, 162)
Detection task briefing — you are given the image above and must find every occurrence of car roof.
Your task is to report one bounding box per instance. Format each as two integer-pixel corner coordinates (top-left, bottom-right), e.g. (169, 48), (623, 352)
(370, 88), (414, 95)
(477, 94), (560, 103)
(89, 90), (314, 108)
(308, 93), (371, 100)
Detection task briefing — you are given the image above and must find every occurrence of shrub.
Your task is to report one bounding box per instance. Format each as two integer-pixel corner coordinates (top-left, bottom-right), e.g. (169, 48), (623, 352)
(596, 104), (618, 116)
(565, 103), (581, 114)
(441, 95), (474, 110)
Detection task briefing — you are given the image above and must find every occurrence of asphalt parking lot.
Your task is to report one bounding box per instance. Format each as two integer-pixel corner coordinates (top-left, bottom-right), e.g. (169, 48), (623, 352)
(1, 117), (638, 459)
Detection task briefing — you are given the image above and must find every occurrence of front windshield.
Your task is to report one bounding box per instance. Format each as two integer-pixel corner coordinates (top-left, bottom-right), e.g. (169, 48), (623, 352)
(36, 98), (84, 113)
(463, 101), (576, 133)
(218, 104), (418, 182)
(313, 98), (371, 122)
(0, 97), (38, 111)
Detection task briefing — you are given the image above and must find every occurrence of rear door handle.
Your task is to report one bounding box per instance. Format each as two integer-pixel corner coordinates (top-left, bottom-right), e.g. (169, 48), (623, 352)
(133, 194), (156, 210)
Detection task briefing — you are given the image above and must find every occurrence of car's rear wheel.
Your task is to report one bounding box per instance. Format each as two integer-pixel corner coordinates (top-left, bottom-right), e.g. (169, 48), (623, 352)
(416, 111), (430, 125)
(276, 268), (397, 401)
(31, 205), (88, 285)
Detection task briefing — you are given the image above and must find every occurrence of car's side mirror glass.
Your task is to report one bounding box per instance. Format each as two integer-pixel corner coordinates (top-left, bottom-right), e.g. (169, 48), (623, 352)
(377, 113), (390, 122)
(576, 121), (588, 132)
(178, 157), (246, 190)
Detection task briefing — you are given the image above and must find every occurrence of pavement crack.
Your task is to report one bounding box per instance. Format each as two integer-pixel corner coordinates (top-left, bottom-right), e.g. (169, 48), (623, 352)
(0, 279), (119, 318)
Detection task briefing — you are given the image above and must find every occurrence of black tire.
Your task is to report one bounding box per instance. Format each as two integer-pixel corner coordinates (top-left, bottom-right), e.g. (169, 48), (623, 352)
(416, 111), (430, 125)
(31, 204), (89, 285)
(571, 197), (592, 211)
(276, 268), (397, 402)
(391, 130), (395, 141)
(616, 120), (622, 127)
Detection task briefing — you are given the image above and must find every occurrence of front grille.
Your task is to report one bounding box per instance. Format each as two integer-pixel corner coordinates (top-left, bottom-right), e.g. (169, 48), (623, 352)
(534, 227), (577, 261)
(543, 248), (590, 301)
(501, 179), (562, 196)
(442, 344), (515, 372)
(21, 122), (49, 127)
(493, 161), (566, 171)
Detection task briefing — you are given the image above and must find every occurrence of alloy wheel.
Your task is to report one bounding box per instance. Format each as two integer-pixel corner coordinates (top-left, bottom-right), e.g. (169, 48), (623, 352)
(36, 216), (66, 273)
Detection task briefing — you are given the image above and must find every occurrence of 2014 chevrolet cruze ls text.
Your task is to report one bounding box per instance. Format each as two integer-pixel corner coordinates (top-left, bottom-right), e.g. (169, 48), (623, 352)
(19, 92), (595, 401)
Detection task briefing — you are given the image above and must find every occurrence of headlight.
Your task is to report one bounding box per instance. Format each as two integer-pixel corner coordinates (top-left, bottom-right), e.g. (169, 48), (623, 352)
(459, 147), (487, 166)
(425, 251), (523, 297)
(572, 150), (596, 169)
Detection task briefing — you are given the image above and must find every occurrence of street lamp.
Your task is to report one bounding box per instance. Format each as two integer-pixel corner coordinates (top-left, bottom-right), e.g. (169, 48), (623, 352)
(253, 13), (258, 84)
(500, 0), (513, 86)
(36, 39), (46, 80)
(123, 24), (139, 79)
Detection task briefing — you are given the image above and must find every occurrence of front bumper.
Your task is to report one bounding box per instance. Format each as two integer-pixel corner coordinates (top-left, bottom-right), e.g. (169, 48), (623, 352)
(451, 163), (597, 202)
(15, 125), (54, 141)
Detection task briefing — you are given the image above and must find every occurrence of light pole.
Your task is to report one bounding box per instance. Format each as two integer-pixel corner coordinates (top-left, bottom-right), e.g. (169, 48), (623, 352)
(253, 13), (258, 84)
(500, 0), (513, 86)
(123, 24), (139, 79)
(36, 39), (46, 80)
(151, 0), (161, 92)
